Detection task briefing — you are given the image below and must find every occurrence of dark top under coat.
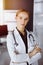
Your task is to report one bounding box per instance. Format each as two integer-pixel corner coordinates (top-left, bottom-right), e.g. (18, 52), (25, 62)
(16, 27), (28, 53)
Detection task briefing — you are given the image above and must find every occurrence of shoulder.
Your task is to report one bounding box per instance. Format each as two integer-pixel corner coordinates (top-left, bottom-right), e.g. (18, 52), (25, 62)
(26, 29), (35, 36)
(26, 29), (36, 40)
(26, 29), (34, 36)
(7, 30), (15, 44)
(7, 30), (14, 39)
(7, 31), (12, 37)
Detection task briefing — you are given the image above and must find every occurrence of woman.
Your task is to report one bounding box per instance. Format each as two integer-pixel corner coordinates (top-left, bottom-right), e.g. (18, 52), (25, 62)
(7, 9), (41, 65)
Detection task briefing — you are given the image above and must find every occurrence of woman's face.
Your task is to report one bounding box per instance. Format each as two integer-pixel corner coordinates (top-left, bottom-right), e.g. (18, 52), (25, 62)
(16, 12), (29, 29)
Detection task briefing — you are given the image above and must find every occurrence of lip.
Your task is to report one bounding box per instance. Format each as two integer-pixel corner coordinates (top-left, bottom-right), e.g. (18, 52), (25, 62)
(21, 24), (25, 26)
(21, 24), (25, 25)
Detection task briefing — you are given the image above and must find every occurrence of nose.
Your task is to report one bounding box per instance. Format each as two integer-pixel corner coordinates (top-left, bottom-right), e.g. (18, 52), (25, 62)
(22, 19), (25, 24)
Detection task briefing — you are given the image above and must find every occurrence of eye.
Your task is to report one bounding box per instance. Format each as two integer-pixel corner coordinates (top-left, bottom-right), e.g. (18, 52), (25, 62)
(25, 18), (29, 21)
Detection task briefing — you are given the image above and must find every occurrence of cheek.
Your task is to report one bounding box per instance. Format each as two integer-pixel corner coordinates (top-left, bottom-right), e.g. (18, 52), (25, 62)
(25, 20), (28, 25)
(16, 20), (21, 25)
(17, 19), (22, 23)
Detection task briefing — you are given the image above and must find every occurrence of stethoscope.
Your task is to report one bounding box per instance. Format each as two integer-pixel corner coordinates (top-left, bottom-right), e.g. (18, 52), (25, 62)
(12, 31), (36, 54)
(12, 31), (35, 46)
(12, 30), (19, 54)
(12, 30), (18, 46)
(29, 33), (35, 42)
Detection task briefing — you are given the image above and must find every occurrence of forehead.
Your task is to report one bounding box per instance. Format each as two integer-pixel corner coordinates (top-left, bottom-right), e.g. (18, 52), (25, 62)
(17, 12), (29, 17)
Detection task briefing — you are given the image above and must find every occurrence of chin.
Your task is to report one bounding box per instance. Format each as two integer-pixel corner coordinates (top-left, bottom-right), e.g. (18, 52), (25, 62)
(20, 25), (25, 28)
(21, 26), (25, 29)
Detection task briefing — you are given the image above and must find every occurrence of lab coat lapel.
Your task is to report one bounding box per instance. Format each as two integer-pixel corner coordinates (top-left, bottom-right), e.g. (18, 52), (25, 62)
(14, 28), (26, 53)
(26, 30), (30, 52)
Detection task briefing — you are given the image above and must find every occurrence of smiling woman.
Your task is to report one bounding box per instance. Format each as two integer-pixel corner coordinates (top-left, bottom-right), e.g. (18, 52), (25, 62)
(6, 9), (41, 65)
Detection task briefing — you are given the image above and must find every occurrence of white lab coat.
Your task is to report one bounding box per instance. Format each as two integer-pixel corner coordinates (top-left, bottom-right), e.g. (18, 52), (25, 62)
(7, 28), (41, 65)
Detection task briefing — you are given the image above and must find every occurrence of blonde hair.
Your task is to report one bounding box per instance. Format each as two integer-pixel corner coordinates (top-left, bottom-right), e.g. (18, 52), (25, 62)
(16, 9), (30, 17)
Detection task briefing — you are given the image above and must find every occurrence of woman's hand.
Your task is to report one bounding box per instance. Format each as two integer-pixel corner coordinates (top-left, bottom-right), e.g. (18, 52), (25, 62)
(28, 46), (41, 58)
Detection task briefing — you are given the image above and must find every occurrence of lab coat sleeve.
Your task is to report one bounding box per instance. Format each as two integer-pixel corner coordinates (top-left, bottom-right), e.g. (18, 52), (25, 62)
(28, 32), (42, 64)
(28, 46), (41, 65)
(28, 52), (41, 64)
(7, 32), (30, 63)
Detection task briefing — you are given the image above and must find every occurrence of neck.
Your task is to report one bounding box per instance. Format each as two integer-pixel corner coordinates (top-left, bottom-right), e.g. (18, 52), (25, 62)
(16, 26), (25, 35)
